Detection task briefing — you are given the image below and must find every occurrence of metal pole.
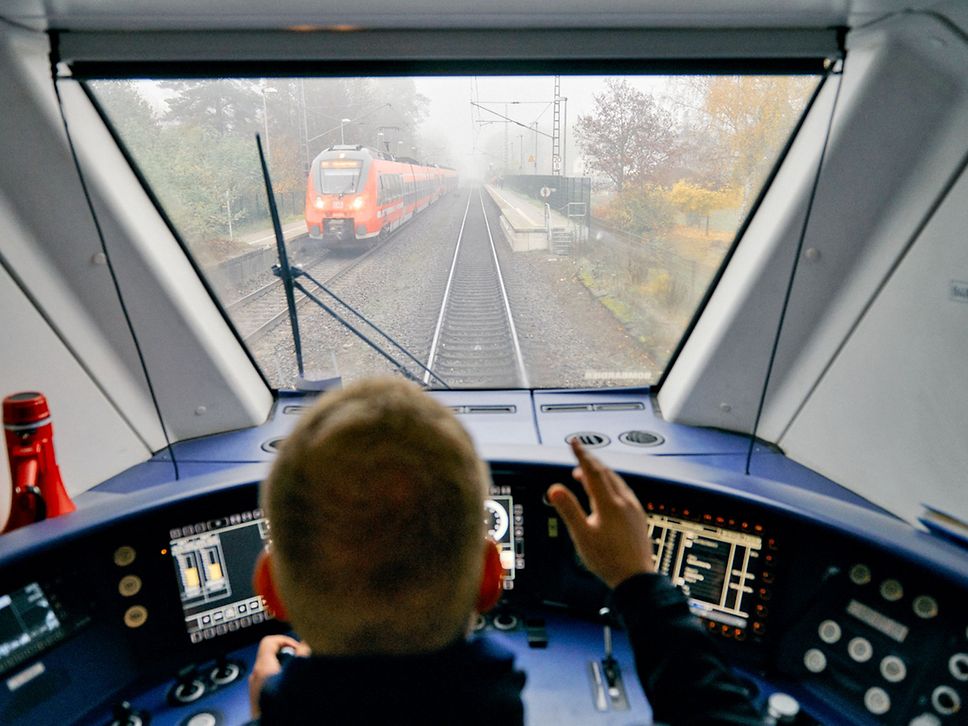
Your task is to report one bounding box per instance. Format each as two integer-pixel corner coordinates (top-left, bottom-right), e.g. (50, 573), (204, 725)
(299, 79), (311, 175)
(226, 190), (233, 240)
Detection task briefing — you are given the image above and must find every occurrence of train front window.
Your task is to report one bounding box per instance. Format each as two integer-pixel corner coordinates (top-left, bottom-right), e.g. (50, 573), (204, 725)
(89, 74), (819, 390)
(318, 161), (363, 194)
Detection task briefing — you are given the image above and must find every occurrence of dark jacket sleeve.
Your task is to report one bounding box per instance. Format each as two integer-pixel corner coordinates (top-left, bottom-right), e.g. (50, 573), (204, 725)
(611, 573), (764, 725)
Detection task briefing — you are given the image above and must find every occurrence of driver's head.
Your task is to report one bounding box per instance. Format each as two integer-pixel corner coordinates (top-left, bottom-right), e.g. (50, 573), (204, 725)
(261, 377), (491, 655)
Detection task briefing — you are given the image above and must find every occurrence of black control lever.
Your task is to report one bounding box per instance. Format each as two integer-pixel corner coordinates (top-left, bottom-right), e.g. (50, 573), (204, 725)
(109, 700), (147, 726)
(588, 607), (629, 711)
(277, 645), (297, 666)
(168, 664), (206, 706)
(599, 608), (620, 692)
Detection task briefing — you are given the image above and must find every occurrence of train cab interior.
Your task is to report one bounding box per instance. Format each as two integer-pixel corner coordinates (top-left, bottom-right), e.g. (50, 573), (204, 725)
(1, 1), (967, 724)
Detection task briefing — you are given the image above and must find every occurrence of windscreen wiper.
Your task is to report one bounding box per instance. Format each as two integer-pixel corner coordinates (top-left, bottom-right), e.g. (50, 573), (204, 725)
(293, 270), (450, 388)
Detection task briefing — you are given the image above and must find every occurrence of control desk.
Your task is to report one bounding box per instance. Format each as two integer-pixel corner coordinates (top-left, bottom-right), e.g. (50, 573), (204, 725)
(1, 398), (967, 725)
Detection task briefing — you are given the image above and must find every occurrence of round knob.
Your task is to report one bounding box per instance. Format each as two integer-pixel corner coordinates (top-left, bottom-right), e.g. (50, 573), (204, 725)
(767, 692), (800, 723)
(172, 679), (206, 704)
(210, 662), (241, 686)
(931, 685), (960, 715)
(818, 619), (841, 644)
(880, 655), (906, 682)
(948, 652), (968, 681)
(912, 595), (938, 619)
(803, 648), (827, 673)
(184, 713), (218, 726)
(849, 563), (871, 585)
(879, 579), (903, 602)
(865, 687), (891, 715)
(492, 612), (518, 631)
(848, 637), (873, 662)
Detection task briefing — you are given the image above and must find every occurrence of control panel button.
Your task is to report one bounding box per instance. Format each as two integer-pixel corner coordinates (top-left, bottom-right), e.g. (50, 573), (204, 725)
(909, 714), (941, 726)
(931, 685), (960, 715)
(848, 637), (873, 662)
(172, 680), (205, 705)
(879, 579), (904, 602)
(118, 574), (142, 598)
(123, 605), (148, 629)
(113, 546), (137, 567)
(767, 693), (800, 722)
(493, 613), (518, 631)
(865, 687), (891, 715)
(849, 564), (872, 585)
(804, 648), (827, 673)
(949, 653), (968, 681)
(913, 595), (938, 619)
(185, 714), (218, 726)
(880, 655), (907, 682)
(818, 619), (842, 644)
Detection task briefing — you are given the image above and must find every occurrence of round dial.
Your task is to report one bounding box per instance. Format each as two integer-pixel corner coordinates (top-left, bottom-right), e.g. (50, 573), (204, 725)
(485, 499), (509, 541)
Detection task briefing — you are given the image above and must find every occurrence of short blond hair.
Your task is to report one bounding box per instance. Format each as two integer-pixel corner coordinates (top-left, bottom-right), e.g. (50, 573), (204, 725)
(262, 377), (489, 655)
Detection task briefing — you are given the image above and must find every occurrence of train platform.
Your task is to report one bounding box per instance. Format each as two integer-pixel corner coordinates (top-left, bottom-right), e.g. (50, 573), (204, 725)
(484, 184), (576, 253)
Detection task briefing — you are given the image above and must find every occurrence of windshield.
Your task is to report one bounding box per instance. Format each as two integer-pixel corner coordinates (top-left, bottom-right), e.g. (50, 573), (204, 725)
(90, 74), (819, 390)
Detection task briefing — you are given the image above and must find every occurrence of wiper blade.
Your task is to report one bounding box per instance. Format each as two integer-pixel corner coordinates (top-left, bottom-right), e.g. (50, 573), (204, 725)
(256, 133), (306, 381)
(295, 269), (451, 389)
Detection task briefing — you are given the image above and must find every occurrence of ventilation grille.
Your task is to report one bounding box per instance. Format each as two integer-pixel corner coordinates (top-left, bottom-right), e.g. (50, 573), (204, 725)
(619, 430), (664, 447)
(542, 402), (645, 413)
(449, 405), (517, 414)
(565, 432), (611, 448)
(261, 437), (285, 453)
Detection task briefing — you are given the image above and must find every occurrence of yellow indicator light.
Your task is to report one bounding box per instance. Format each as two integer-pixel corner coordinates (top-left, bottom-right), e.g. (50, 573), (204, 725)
(208, 563), (224, 581)
(184, 568), (200, 589)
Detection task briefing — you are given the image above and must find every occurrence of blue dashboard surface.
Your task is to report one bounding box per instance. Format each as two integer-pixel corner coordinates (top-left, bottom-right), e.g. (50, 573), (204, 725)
(3, 391), (968, 726)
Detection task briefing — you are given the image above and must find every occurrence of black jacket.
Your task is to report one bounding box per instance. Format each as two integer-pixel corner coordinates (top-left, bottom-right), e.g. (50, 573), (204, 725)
(258, 636), (526, 725)
(611, 573), (764, 724)
(258, 574), (762, 724)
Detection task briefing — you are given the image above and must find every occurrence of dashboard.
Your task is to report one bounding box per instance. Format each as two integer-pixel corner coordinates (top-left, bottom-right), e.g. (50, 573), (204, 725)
(1, 396), (967, 726)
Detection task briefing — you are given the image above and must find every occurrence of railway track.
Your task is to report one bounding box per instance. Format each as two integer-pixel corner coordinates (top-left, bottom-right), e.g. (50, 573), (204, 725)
(424, 188), (529, 387)
(227, 243), (386, 344)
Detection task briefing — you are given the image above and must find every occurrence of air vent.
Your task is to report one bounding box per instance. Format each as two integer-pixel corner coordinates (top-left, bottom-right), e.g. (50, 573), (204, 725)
(619, 430), (664, 447)
(565, 432), (611, 448)
(449, 405), (517, 414)
(594, 402), (645, 412)
(542, 402), (645, 413)
(261, 438), (285, 453)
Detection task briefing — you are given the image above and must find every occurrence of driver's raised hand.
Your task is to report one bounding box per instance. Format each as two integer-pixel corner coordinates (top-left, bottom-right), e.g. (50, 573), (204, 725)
(546, 439), (655, 589)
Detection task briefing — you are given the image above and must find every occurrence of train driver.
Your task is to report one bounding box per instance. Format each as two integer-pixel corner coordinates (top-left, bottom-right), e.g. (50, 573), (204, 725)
(247, 377), (762, 724)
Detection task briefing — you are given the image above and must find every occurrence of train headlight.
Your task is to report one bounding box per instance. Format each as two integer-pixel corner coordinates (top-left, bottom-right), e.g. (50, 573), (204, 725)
(351, 196), (365, 210)
(314, 196), (325, 209)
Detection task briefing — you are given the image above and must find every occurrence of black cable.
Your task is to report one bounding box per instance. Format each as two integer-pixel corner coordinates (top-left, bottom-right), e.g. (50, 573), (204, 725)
(48, 43), (180, 480)
(745, 65), (845, 476)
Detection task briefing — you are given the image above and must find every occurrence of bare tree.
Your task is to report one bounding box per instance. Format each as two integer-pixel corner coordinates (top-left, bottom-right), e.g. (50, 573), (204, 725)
(575, 79), (678, 192)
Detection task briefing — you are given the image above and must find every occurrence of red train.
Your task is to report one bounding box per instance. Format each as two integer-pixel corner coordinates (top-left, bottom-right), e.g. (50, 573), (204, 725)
(305, 145), (458, 247)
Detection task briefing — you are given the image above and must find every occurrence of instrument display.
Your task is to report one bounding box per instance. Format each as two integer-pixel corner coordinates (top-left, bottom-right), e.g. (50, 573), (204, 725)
(647, 513), (766, 633)
(487, 487), (524, 590)
(169, 508), (272, 643)
(0, 582), (66, 675)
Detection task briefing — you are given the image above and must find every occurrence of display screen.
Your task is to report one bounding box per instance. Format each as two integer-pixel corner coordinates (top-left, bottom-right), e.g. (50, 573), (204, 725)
(0, 582), (65, 675)
(486, 488), (524, 590)
(647, 514), (763, 628)
(169, 508), (272, 643)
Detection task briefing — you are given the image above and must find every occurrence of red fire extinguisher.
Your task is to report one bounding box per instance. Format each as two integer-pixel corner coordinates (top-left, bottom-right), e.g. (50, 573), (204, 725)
(2, 392), (76, 534)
